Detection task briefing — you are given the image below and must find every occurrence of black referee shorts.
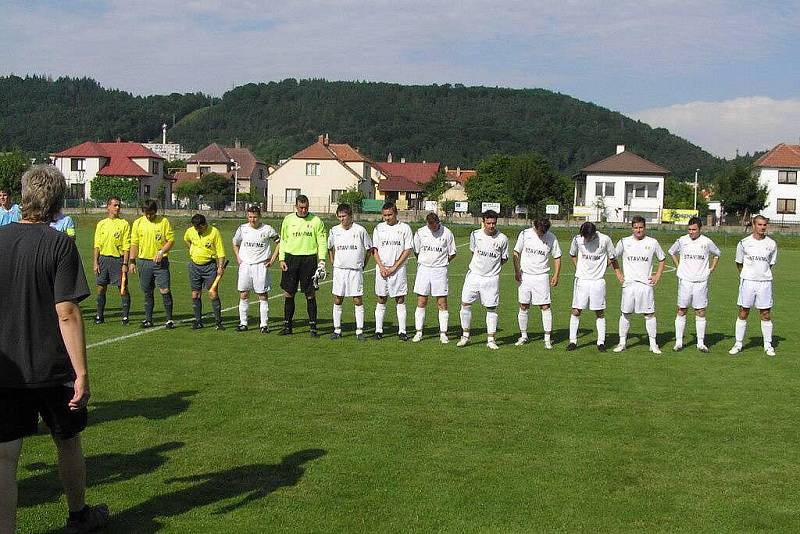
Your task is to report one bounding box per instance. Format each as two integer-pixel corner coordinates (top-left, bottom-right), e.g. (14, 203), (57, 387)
(280, 254), (318, 294)
(0, 386), (88, 443)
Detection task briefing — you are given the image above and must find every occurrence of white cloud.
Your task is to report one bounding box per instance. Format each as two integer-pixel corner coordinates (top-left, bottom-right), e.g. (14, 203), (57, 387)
(631, 97), (800, 159)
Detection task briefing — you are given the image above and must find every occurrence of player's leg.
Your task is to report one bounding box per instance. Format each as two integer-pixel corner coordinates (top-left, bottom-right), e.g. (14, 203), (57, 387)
(695, 307), (708, 352)
(642, 285), (660, 354)
(594, 309), (606, 352)
(516, 303), (530, 346)
(645, 312), (660, 354)
(433, 267), (450, 343)
(305, 290), (319, 337)
(279, 256), (299, 335)
(117, 257), (131, 325)
(760, 307), (774, 355)
(354, 294), (366, 340)
(298, 256), (319, 337)
(137, 259), (156, 328)
(395, 295), (408, 340)
(393, 267), (409, 340)
(375, 295), (388, 338)
(257, 293), (269, 332)
(482, 276), (501, 349)
(95, 285), (107, 324)
(531, 273), (553, 349)
(485, 306), (499, 350)
(331, 294), (344, 338)
(731, 279), (754, 354)
(414, 294), (428, 342)
(156, 258), (174, 327)
(237, 290), (251, 331)
(674, 307), (687, 351)
(0, 438), (23, 534)
(457, 302), (472, 346)
(206, 265), (223, 330)
(540, 304), (553, 349)
(189, 262), (204, 328)
(614, 285), (633, 352)
(437, 296), (450, 344)
(569, 278), (586, 350)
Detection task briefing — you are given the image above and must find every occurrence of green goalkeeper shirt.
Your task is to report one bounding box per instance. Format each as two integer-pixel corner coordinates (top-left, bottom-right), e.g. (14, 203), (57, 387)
(279, 212), (327, 261)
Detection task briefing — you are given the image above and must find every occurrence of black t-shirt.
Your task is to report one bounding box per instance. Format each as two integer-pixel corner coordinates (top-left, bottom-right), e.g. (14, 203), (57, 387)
(0, 222), (90, 388)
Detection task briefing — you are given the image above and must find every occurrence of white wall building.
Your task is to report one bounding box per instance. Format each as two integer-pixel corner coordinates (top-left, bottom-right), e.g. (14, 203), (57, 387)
(572, 145), (668, 223)
(753, 143), (800, 223)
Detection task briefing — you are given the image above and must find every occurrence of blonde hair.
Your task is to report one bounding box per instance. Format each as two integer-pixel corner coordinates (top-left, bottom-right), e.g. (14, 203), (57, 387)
(21, 165), (66, 223)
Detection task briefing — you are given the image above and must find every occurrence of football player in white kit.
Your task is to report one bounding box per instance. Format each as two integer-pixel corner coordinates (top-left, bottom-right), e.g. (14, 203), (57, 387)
(613, 216), (666, 354)
(372, 202), (414, 340)
(729, 215), (778, 356)
(328, 203), (373, 340)
(412, 212), (457, 343)
(568, 222), (618, 351)
(457, 210), (509, 350)
(513, 218), (561, 348)
(232, 205), (280, 333)
(668, 216), (721, 352)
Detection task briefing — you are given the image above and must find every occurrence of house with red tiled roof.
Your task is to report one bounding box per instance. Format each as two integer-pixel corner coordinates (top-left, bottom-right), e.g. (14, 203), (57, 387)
(266, 134), (377, 212)
(51, 141), (168, 202)
(184, 142), (267, 199)
(440, 166), (475, 202)
(572, 145), (668, 223)
(371, 156), (441, 210)
(753, 143), (800, 222)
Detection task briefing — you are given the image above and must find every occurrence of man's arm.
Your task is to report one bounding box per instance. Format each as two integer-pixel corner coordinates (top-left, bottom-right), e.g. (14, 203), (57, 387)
(671, 254), (680, 269)
(55, 301), (90, 411)
(128, 244), (139, 273)
(551, 257), (561, 287)
(316, 218), (328, 262)
(650, 259), (666, 286)
(709, 255), (719, 273)
(268, 242), (280, 267)
(611, 258), (623, 283)
(512, 251), (522, 282)
(93, 247), (101, 275)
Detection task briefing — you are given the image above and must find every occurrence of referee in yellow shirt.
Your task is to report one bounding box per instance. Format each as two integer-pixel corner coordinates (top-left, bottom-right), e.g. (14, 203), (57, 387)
(129, 199), (175, 329)
(92, 196), (132, 324)
(184, 214), (227, 330)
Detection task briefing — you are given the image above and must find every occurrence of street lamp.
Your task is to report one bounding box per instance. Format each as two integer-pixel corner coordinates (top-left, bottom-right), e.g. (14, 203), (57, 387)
(230, 158), (240, 212)
(693, 168), (700, 211)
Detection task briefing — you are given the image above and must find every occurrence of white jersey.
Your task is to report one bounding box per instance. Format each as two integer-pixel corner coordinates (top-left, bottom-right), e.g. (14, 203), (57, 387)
(468, 229), (509, 277)
(569, 232), (615, 280)
(668, 234), (721, 282)
(735, 235), (777, 281)
(328, 223), (373, 270)
(232, 223), (279, 264)
(414, 224), (456, 267)
(615, 235), (666, 286)
(514, 229), (561, 275)
(373, 221), (413, 267)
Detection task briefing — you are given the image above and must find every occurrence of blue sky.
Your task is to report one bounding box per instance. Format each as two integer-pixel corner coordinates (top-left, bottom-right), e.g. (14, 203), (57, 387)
(2, 0), (799, 158)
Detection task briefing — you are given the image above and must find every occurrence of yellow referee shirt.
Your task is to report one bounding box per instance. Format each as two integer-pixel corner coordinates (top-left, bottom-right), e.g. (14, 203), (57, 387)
(184, 226), (226, 264)
(131, 215), (174, 260)
(93, 218), (131, 257)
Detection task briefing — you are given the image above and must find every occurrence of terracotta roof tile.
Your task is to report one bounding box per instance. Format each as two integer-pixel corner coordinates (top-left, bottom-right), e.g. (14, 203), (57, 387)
(374, 162), (440, 184)
(291, 141), (338, 160)
(754, 144), (800, 168)
(580, 150), (669, 175)
(378, 175), (425, 192)
(96, 156), (151, 177)
(445, 169), (476, 185)
(52, 141), (108, 158)
(54, 141), (163, 178)
(188, 143), (230, 164)
(330, 143), (369, 162)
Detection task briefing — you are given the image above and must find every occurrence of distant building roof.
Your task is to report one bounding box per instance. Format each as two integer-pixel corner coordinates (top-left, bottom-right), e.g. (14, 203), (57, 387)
(52, 141), (164, 178)
(374, 162), (440, 185)
(290, 136), (370, 163)
(754, 144), (800, 168)
(445, 168), (476, 185)
(579, 150), (669, 176)
(188, 143), (265, 178)
(378, 175), (425, 193)
(173, 171), (201, 186)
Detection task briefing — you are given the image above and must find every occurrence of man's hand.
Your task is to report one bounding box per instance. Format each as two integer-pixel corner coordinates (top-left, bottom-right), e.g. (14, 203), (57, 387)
(154, 250), (164, 263)
(649, 274), (661, 287)
(615, 271), (625, 285)
(280, 260), (288, 272)
(380, 265), (390, 279)
(550, 274), (559, 287)
(69, 375), (90, 411)
(93, 262), (100, 275)
(217, 266), (225, 276)
(129, 262), (137, 274)
(266, 258), (274, 267)
(515, 270), (522, 283)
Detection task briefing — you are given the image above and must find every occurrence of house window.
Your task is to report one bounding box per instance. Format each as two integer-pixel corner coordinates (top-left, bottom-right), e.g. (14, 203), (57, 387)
(306, 163), (320, 176)
(595, 182), (615, 197)
(143, 184), (151, 197)
(285, 188), (300, 204)
(625, 182), (659, 200)
(199, 166), (211, 175)
(778, 170), (798, 184)
(150, 161), (160, 175)
(331, 189), (346, 203)
(70, 158), (86, 171)
(777, 198), (796, 214)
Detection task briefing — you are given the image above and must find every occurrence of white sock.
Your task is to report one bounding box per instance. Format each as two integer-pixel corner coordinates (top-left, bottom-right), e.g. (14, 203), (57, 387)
(415, 307), (425, 332)
(438, 310), (449, 334)
(259, 299), (269, 327)
(735, 318), (747, 344)
(518, 308), (528, 336)
(355, 304), (365, 334)
(396, 303), (407, 334)
(618, 314), (631, 345)
(333, 304), (343, 333)
(675, 314), (686, 345)
(596, 317), (606, 345)
(460, 307), (472, 333)
(541, 308), (552, 335)
(238, 298), (249, 326)
(486, 310), (498, 337)
(645, 315), (658, 345)
(375, 303), (386, 333)
(569, 314), (580, 343)
(695, 317), (706, 346)
(761, 320), (773, 347)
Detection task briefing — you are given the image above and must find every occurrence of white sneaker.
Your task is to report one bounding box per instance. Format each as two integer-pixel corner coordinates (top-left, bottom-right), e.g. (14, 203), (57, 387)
(544, 339), (553, 350)
(765, 345), (776, 357)
(612, 343), (626, 353)
(650, 344), (662, 355)
(673, 343), (683, 352)
(440, 332), (449, 344)
(697, 344), (709, 353)
(456, 336), (469, 347)
(412, 331), (423, 343)
(728, 343), (743, 355)
(486, 340), (499, 350)
(514, 336), (528, 347)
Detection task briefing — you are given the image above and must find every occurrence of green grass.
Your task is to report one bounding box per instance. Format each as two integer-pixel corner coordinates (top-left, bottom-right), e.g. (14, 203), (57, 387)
(16, 216), (800, 533)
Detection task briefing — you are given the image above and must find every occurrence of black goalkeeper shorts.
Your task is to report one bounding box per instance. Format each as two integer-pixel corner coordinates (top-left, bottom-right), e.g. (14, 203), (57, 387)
(280, 254), (318, 294)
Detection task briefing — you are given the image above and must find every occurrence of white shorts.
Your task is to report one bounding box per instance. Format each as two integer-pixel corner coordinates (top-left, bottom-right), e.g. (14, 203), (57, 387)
(461, 271), (500, 308)
(237, 263), (271, 294)
(518, 273), (551, 305)
(677, 279), (708, 309)
(620, 282), (656, 314)
(332, 268), (364, 297)
(571, 278), (606, 311)
(737, 279), (773, 309)
(375, 264), (408, 297)
(414, 265), (449, 296)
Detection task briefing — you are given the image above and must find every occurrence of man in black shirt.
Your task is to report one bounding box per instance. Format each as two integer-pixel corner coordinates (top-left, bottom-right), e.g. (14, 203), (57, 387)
(0, 165), (108, 533)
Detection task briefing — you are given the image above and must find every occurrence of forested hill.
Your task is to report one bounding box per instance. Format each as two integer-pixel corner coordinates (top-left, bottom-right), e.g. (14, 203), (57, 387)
(169, 79), (722, 179)
(0, 75), (214, 153)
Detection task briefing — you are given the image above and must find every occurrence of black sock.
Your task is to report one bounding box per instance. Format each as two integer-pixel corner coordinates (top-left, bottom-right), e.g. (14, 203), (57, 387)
(212, 298), (222, 323)
(69, 505), (89, 521)
(192, 297), (202, 322)
(144, 292), (154, 321)
(307, 297), (318, 329)
(284, 296), (295, 325)
(162, 292), (173, 321)
(96, 293), (106, 319)
(121, 293), (131, 318)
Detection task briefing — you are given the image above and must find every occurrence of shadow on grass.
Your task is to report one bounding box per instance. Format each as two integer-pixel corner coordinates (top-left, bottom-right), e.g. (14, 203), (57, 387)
(103, 448), (326, 533)
(89, 390), (198, 426)
(744, 334), (785, 350)
(18, 442), (184, 508)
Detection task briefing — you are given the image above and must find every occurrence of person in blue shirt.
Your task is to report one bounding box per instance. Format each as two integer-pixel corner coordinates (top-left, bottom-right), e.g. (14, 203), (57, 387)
(0, 188), (21, 226)
(50, 212), (76, 239)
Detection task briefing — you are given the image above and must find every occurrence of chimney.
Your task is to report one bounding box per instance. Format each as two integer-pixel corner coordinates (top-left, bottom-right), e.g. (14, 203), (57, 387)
(162, 123), (167, 144)
(323, 133), (329, 146)
(456, 166), (461, 177)
(234, 138), (241, 149)
(616, 144), (625, 154)
(116, 136), (121, 143)
(422, 160), (426, 164)
(318, 134), (325, 144)
(400, 157), (406, 163)
(444, 165), (449, 172)
(387, 152), (393, 163)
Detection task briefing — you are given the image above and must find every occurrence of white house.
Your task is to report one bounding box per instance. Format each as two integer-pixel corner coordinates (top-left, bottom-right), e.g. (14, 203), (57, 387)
(753, 143), (800, 223)
(266, 134), (376, 213)
(51, 141), (168, 202)
(572, 145), (668, 223)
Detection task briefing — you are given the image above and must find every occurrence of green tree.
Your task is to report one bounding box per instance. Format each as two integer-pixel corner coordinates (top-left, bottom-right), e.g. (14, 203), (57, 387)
(338, 187), (365, 212)
(175, 180), (201, 207)
(197, 173), (232, 210)
(465, 154), (514, 215)
(713, 163), (767, 219)
(89, 176), (139, 205)
(0, 150), (30, 195)
(423, 169), (447, 201)
(664, 177), (708, 215)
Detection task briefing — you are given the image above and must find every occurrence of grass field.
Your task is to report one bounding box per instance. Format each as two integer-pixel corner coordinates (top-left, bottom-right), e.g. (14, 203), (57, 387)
(15, 215), (800, 533)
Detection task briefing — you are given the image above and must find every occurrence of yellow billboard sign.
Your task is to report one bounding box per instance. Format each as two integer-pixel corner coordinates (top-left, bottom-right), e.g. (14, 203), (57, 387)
(662, 209), (699, 224)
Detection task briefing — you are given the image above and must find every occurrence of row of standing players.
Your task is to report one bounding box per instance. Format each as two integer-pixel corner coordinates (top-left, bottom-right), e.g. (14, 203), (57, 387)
(88, 195), (778, 356)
